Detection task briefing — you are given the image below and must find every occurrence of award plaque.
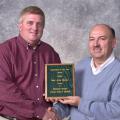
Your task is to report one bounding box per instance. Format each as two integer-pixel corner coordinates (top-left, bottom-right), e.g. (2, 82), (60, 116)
(45, 64), (75, 98)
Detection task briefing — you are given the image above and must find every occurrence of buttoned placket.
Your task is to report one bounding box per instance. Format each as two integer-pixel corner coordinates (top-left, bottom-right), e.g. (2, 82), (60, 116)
(32, 47), (41, 118)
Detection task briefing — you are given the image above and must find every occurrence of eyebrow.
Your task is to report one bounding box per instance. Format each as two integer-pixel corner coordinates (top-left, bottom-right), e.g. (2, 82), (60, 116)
(89, 35), (107, 38)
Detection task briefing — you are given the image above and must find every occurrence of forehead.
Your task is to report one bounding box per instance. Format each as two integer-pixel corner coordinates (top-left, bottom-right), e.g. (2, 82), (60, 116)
(21, 13), (44, 22)
(89, 25), (111, 37)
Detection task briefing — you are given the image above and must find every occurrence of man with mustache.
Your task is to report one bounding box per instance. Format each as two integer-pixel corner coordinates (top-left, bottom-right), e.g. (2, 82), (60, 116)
(43, 24), (120, 120)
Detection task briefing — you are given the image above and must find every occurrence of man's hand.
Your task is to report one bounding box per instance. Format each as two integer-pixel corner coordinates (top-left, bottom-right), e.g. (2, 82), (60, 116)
(59, 96), (80, 106)
(43, 93), (59, 103)
(42, 107), (61, 120)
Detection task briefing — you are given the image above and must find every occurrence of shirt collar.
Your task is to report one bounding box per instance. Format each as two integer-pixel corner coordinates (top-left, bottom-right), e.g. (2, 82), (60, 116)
(27, 40), (41, 50)
(91, 52), (115, 75)
(18, 35), (41, 50)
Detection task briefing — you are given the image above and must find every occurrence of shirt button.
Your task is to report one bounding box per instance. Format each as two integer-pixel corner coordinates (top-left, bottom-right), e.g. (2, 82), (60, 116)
(33, 46), (36, 50)
(35, 74), (38, 77)
(36, 115), (39, 118)
(34, 61), (37, 64)
(36, 85), (39, 88)
(37, 98), (40, 101)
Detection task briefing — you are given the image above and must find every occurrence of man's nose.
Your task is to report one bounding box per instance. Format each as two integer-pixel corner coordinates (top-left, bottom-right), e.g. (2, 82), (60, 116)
(32, 24), (38, 30)
(94, 39), (99, 46)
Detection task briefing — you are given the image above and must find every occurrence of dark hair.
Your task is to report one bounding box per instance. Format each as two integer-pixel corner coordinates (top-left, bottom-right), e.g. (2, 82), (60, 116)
(109, 27), (115, 38)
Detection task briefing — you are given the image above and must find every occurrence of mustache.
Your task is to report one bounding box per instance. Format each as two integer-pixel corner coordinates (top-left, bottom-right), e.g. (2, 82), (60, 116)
(93, 45), (100, 48)
(93, 45), (102, 50)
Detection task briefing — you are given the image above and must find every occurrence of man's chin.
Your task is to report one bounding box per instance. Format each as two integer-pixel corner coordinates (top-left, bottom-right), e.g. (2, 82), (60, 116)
(92, 54), (103, 58)
(28, 39), (39, 46)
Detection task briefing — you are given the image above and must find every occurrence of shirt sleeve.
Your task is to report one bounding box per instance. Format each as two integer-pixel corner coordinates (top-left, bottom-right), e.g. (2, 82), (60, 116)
(53, 102), (70, 119)
(78, 76), (120, 119)
(0, 47), (34, 119)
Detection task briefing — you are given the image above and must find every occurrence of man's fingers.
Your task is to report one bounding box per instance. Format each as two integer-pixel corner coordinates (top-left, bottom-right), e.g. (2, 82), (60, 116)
(48, 107), (52, 111)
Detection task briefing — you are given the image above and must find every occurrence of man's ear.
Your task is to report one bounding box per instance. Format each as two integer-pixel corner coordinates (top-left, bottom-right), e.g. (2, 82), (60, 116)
(112, 38), (117, 48)
(18, 23), (22, 31)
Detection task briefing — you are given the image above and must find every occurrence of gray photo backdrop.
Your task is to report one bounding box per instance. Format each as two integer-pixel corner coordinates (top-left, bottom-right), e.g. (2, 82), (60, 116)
(0, 0), (120, 64)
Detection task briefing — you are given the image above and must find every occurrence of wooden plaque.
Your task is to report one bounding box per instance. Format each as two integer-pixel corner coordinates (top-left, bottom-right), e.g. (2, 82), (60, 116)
(45, 64), (75, 98)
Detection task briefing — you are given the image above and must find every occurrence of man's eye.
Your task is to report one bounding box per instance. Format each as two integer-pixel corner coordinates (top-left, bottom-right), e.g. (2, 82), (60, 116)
(37, 23), (43, 27)
(27, 21), (33, 25)
(89, 38), (94, 41)
(100, 37), (106, 40)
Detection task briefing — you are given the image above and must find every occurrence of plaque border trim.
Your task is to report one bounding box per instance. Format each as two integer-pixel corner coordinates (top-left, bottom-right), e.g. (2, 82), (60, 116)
(45, 63), (75, 99)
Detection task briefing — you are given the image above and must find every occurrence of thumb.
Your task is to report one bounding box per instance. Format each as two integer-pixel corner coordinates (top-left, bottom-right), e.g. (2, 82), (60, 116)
(47, 107), (52, 111)
(47, 107), (56, 113)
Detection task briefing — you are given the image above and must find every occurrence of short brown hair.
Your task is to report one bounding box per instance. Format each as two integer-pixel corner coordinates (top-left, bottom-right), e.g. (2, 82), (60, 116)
(19, 6), (45, 27)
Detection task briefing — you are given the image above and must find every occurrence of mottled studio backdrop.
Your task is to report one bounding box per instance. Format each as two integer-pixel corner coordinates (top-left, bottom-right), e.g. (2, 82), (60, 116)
(0, 0), (120, 64)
